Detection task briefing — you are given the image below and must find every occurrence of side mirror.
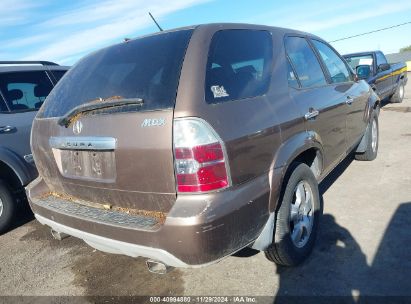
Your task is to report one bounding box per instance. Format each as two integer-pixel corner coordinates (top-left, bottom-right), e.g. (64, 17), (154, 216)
(356, 65), (371, 80)
(378, 63), (390, 71)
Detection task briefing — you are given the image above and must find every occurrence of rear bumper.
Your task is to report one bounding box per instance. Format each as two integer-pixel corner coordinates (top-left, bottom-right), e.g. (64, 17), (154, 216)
(35, 214), (191, 267)
(27, 175), (270, 268)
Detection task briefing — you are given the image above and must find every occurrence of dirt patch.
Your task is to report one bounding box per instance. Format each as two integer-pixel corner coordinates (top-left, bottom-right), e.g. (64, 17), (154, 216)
(20, 220), (185, 297)
(20, 220), (82, 250)
(39, 192), (167, 223)
(382, 106), (411, 113)
(71, 249), (184, 297)
(401, 133), (411, 137)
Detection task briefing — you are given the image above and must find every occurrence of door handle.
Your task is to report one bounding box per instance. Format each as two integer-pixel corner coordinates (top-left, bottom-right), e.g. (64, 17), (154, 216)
(304, 108), (319, 120)
(346, 96), (354, 105)
(0, 126), (16, 134)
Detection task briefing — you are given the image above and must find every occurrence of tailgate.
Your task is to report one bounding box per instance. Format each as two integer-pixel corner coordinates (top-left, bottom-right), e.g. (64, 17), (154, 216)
(32, 110), (176, 212)
(31, 29), (194, 213)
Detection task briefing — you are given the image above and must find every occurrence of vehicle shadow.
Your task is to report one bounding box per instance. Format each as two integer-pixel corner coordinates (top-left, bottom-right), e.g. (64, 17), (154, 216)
(234, 154), (354, 259)
(273, 203), (411, 302)
(2, 197), (34, 234)
(319, 154), (353, 195)
(380, 97), (392, 108)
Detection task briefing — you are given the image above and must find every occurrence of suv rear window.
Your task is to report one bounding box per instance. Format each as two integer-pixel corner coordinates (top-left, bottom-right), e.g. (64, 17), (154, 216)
(38, 30), (193, 118)
(0, 71), (54, 112)
(205, 30), (273, 103)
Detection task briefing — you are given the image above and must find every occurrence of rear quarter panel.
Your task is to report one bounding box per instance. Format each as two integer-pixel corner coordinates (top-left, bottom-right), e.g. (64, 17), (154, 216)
(174, 25), (303, 186)
(174, 25), (309, 214)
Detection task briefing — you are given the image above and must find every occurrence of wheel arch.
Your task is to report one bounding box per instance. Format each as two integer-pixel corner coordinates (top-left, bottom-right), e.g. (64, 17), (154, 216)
(0, 147), (33, 188)
(269, 131), (324, 213)
(364, 89), (380, 124)
(251, 131), (324, 251)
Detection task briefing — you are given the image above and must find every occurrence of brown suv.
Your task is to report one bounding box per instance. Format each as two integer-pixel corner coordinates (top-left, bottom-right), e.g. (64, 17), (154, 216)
(27, 24), (380, 271)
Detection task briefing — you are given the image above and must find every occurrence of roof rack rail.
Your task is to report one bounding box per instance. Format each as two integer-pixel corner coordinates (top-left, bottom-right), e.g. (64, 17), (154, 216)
(0, 61), (59, 66)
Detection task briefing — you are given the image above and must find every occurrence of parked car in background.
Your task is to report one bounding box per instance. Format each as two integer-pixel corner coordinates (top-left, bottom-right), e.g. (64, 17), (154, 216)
(27, 24), (380, 272)
(0, 61), (69, 233)
(343, 51), (408, 103)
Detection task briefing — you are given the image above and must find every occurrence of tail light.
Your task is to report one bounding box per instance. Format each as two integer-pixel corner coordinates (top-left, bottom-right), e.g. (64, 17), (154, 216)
(173, 118), (231, 193)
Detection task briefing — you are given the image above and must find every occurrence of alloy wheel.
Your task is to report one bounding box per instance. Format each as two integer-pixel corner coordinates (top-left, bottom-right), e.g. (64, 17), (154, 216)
(289, 181), (314, 248)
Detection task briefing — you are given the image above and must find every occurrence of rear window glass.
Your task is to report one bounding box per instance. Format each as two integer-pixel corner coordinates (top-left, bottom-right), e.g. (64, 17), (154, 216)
(49, 70), (68, 83)
(205, 30), (273, 103)
(344, 54), (374, 72)
(0, 71), (54, 112)
(38, 30), (193, 118)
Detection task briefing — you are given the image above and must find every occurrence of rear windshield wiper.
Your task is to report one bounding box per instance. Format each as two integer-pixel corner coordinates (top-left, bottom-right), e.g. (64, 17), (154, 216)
(58, 97), (144, 127)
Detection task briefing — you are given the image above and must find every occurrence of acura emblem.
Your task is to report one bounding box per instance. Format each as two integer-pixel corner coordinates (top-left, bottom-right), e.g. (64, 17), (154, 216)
(73, 120), (83, 134)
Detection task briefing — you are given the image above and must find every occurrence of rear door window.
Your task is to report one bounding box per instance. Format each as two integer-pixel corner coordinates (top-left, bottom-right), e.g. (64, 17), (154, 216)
(311, 39), (352, 83)
(285, 36), (327, 88)
(287, 59), (299, 88)
(38, 30), (193, 118)
(0, 71), (54, 112)
(205, 30), (273, 103)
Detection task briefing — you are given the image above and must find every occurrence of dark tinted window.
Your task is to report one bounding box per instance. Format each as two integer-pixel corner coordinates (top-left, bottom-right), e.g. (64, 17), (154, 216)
(0, 95), (8, 112)
(311, 40), (351, 83)
(50, 70), (67, 82)
(205, 30), (273, 103)
(285, 36), (327, 88)
(376, 52), (387, 65)
(39, 30), (193, 118)
(0, 71), (54, 112)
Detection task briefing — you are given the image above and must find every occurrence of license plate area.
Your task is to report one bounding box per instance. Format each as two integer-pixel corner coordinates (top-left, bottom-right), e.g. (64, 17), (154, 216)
(59, 150), (116, 182)
(50, 137), (117, 182)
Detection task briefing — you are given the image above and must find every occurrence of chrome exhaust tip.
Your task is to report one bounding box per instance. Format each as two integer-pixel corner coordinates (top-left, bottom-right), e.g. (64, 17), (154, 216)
(146, 259), (173, 274)
(51, 229), (70, 241)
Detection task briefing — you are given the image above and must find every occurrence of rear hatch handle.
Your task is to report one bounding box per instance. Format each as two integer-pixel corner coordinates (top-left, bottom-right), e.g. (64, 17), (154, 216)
(57, 97), (144, 128)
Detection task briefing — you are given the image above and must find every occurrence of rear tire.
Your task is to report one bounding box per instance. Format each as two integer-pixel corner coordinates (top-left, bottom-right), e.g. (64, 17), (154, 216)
(355, 113), (378, 161)
(0, 181), (16, 234)
(265, 163), (322, 266)
(390, 81), (405, 103)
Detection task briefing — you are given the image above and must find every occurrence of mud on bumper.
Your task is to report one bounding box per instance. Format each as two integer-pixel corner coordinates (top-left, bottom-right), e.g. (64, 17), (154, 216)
(26, 176), (270, 268)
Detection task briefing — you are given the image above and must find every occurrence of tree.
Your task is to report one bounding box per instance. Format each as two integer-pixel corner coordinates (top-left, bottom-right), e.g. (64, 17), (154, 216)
(400, 45), (411, 52)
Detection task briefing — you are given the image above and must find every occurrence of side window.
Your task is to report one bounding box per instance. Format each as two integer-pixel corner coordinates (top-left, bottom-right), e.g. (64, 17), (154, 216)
(50, 70), (67, 83)
(0, 71), (54, 112)
(376, 52), (387, 66)
(285, 36), (327, 88)
(0, 94), (9, 112)
(205, 30), (273, 103)
(287, 59), (299, 88)
(311, 39), (351, 83)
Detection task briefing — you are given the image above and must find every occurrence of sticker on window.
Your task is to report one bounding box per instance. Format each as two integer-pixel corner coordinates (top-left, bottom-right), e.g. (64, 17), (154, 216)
(210, 85), (229, 98)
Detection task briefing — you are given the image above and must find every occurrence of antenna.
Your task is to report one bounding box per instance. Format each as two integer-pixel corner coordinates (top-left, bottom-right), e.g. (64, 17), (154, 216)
(148, 12), (163, 32)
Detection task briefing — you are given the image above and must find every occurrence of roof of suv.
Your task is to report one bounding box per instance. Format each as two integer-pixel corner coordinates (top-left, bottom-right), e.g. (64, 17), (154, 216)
(124, 23), (318, 44)
(0, 61), (69, 73)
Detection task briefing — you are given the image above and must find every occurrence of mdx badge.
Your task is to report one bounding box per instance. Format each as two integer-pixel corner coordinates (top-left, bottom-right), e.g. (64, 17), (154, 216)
(73, 120), (83, 134)
(141, 118), (165, 127)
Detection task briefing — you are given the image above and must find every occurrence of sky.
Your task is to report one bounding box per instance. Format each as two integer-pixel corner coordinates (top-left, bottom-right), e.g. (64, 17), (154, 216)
(1, 0), (411, 65)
